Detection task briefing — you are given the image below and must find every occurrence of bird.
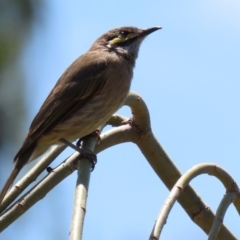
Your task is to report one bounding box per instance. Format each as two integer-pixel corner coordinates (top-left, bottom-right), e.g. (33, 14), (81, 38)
(0, 26), (161, 204)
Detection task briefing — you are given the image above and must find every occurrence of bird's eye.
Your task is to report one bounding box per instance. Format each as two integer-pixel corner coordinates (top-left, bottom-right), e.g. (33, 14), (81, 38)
(119, 31), (129, 38)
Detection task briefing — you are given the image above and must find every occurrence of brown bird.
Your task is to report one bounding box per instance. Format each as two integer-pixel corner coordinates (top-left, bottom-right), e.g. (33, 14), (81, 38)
(0, 26), (161, 203)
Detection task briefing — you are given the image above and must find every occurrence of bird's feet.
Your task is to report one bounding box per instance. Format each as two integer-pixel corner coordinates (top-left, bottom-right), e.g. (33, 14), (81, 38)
(78, 149), (97, 171)
(59, 138), (97, 171)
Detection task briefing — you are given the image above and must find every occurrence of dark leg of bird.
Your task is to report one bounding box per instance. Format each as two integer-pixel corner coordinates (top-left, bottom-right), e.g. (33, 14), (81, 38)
(76, 138), (82, 147)
(59, 138), (97, 171)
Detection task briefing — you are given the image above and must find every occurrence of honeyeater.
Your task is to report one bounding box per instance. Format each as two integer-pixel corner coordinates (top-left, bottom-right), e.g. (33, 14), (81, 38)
(0, 26), (161, 204)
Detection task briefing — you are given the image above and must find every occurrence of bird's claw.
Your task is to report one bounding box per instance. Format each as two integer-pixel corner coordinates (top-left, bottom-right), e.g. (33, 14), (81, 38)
(79, 150), (97, 171)
(59, 138), (97, 171)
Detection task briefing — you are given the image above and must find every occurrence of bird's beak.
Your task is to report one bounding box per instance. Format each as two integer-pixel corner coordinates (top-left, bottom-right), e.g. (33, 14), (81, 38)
(140, 26), (162, 37)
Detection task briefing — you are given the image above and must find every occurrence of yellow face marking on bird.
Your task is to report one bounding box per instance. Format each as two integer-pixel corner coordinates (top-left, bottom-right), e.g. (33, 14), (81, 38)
(108, 32), (134, 47)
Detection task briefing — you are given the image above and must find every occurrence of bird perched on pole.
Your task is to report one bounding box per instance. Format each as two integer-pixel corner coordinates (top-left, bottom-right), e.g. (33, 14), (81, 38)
(0, 26), (161, 204)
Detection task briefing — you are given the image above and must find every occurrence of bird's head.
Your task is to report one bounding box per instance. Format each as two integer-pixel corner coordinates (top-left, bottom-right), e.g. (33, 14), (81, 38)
(90, 26), (161, 61)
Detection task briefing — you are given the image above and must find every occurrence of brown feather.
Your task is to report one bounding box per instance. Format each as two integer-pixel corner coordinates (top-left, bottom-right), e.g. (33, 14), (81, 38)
(14, 52), (108, 164)
(0, 144), (35, 203)
(0, 26), (160, 205)
(0, 168), (21, 204)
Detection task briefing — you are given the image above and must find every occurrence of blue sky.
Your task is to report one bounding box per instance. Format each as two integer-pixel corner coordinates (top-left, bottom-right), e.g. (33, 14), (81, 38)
(2, 1), (240, 239)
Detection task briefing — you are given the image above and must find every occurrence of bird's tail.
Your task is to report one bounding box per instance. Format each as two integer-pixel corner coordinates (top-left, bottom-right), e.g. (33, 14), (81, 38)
(0, 167), (21, 204)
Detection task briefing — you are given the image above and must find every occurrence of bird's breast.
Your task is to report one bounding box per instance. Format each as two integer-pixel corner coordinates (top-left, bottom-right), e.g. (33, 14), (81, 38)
(41, 58), (133, 144)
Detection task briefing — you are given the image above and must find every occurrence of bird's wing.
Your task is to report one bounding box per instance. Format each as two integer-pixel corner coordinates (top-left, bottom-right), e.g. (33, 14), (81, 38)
(14, 52), (108, 162)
